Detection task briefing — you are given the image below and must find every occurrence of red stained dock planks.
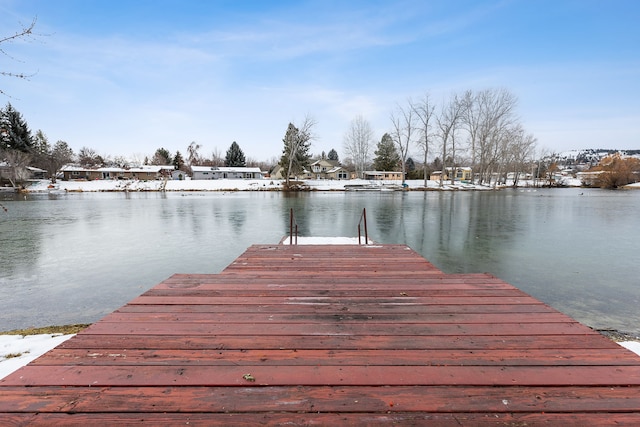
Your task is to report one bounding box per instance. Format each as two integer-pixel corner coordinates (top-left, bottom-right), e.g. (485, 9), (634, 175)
(1, 244), (640, 426)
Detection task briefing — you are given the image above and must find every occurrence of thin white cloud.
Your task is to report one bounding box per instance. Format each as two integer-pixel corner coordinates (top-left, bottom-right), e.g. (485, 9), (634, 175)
(2, 0), (639, 162)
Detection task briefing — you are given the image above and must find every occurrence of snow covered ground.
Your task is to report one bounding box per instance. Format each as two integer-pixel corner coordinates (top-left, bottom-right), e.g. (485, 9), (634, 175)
(618, 341), (640, 356)
(22, 175), (637, 193)
(0, 333), (75, 379)
(23, 178), (503, 193)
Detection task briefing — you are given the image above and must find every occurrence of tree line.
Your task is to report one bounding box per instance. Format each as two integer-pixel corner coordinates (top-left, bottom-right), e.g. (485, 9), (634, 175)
(342, 88), (538, 187)
(0, 101), (278, 185)
(3, 100), (637, 190)
(1, 103), (75, 186)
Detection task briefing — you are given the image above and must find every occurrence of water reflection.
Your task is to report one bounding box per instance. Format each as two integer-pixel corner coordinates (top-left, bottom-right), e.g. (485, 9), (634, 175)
(1, 189), (639, 335)
(283, 193), (312, 236)
(373, 195), (401, 239)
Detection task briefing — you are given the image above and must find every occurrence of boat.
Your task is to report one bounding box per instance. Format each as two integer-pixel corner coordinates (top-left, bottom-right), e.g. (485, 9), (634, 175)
(344, 182), (404, 191)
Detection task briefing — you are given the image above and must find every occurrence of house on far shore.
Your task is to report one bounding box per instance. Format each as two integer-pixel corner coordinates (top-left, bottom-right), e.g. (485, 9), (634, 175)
(171, 169), (188, 180)
(430, 167), (473, 182)
(1, 163), (48, 186)
(362, 171), (404, 181)
(270, 165), (311, 181)
(270, 161), (350, 181)
(190, 166), (264, 180)
(270, 165), (297, 181)
(60, 165), (174, 181)
(26, 166), (48, 180)
(305, 159), (349, 180)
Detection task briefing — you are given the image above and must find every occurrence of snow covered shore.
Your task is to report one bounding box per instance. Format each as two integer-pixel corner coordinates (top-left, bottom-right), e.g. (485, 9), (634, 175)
(23, 178), (517, 193)
(0, 333), (75, 379)
(21, 174), (634, 193)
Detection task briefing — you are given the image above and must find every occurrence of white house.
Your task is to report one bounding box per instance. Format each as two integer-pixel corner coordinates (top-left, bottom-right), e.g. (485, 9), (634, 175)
(191, 166), (264, 180)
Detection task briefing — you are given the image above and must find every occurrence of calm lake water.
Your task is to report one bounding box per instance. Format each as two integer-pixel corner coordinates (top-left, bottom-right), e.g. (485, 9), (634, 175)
(1, 188), (639, 335)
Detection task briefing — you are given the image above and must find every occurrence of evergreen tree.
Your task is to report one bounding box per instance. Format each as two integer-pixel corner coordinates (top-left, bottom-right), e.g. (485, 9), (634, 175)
(373, 133), (400, 171)
(431, 157), (442, 171)
(405, 157), (422, 180)
(32, 129), (50, 155)
(224, 141), (246, 167)
(31, 129), (51, 170)
(327, 148), (339, 162)
(406, 157), (416, 172)
(279, 120), (313, 185)
(151, 147), (171, 165)
(21, 130), (73, 180)
(49, 140), (74, 180)
(173, 150), (185, 171)
(0, 103), (33, 152)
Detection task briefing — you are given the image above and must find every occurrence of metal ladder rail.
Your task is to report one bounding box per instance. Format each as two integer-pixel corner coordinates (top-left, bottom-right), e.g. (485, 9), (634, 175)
(357, 208), (368, 245)
(289, 208), (298, 245)
(288, 207), (368, 245)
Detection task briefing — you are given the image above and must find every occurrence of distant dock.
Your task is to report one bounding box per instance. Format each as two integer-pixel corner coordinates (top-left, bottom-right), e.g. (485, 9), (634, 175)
(1, 243), (640, 425)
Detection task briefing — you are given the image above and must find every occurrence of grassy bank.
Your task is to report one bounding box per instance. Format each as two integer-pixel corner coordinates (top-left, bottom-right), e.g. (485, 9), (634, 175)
(2, 324), (91, 336)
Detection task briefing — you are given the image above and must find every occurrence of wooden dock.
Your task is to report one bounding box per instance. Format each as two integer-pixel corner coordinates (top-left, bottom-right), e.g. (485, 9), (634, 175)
(1, 244), (640, 425)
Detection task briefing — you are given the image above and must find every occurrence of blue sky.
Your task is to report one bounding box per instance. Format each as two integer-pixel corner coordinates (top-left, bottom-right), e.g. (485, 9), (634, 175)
(1, 0), (638, 163)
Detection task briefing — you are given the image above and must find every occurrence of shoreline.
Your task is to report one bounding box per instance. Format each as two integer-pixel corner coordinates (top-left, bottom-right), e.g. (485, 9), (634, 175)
(596, 329), (640, 342)
(12, 177), (599, 194)
(1, 324), (91, 336)
(22, 179), (494, 193)
(6, 177), (640, 195)
(14, 177), (640, 194)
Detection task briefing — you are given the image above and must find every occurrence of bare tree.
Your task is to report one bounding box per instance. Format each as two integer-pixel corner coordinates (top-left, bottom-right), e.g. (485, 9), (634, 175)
(411, 94), (436, 187)
(210, 147), (224, 166)
(0, 148), (31, 187)
(436, 93), (466, 187)
(187, 141), (202, 166)
(461, 90), (480, 174)
(505, 125), (537, 187)
(592, 154), (640, 188)
(390, 103), (417, 185)
(112, 155), (130, 168)
(1, 18), (38, 96)
(473, 89), (518, 185)
(78, 146), (102, 166)
(343, 115), (373, 179)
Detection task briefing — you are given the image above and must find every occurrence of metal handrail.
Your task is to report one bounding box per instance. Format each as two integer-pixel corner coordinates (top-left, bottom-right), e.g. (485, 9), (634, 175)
(357, 208), (368, 245)
(289, 208), (298, 245)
